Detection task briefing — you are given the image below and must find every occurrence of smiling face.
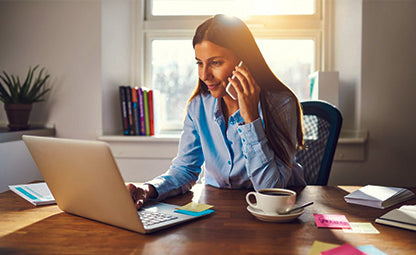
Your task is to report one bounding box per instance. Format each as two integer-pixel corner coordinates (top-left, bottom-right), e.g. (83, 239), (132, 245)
(194, 40), (239, 99)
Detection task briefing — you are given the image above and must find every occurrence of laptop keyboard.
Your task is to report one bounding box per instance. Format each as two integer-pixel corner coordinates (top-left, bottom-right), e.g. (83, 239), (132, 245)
(138, 210), (178, 227)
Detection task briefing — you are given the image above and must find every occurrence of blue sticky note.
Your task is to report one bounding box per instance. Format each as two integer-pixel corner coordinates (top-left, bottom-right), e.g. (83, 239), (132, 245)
(357, 245), (387, 255)
(174, 209), (214, 217)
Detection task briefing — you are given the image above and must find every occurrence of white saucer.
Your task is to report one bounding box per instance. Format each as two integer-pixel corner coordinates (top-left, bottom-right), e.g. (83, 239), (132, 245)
(247, 206), (304, 222)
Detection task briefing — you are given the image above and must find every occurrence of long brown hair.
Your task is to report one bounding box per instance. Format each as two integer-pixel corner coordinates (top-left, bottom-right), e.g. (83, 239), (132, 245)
(190, 14), (304, 167)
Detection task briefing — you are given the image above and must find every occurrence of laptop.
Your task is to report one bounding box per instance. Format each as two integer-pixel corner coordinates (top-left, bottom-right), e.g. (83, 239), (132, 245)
(22, 135), (212, 234)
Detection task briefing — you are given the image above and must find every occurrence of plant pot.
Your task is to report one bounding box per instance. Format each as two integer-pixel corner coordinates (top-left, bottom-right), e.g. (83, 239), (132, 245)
(4, 103), (33, 131)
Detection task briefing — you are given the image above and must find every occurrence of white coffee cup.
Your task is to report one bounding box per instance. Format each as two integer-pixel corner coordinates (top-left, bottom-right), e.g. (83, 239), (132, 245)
(246, 188), (296, 214)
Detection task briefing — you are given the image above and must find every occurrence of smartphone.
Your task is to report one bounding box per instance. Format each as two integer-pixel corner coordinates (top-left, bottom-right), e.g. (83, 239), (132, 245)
(225, 61), (243, 100)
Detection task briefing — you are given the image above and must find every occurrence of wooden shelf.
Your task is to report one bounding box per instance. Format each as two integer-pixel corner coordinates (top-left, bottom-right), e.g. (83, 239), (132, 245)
(0, 126), (55, 143)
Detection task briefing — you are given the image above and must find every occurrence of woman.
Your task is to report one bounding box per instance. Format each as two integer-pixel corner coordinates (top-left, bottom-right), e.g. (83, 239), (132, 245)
(128, 14), (306, 209)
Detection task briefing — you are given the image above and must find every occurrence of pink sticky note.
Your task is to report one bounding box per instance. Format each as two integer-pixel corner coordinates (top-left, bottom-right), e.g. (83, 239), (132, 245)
(313, 214), (351, 229)
(321, 243), (369, 255)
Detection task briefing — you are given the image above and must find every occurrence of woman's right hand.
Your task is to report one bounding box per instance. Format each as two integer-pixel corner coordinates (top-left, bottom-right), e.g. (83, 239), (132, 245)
(126, 183), (157, 209)
(227, 64), (261, 124)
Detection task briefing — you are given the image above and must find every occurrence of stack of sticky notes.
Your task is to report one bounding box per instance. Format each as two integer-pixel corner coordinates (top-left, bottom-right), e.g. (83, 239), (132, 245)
(309, 241), (387, 255)
(313, 213), (380, 234)
(313, 214), (351, 229)
(310, 214), (385, 254)
(174, 201), (215, 216)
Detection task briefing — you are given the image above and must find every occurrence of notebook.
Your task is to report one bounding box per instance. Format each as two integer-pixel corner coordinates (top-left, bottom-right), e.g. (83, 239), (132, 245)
(344, 185), (415, 209)
(22, 135), (212, 234)
(375, 205), (416, 231)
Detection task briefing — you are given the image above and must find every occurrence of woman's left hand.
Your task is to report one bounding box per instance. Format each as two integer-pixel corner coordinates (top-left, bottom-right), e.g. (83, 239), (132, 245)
(228, 65), (261, 123)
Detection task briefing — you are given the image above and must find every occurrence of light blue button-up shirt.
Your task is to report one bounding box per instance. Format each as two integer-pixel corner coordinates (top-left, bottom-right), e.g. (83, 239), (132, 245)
(147, 93), (305, 200)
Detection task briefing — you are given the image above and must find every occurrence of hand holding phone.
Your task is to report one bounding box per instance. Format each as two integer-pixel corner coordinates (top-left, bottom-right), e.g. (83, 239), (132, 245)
(225, 61), (243, 100)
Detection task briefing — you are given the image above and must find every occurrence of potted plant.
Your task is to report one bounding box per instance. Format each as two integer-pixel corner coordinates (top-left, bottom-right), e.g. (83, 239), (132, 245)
(0, 65), (51, 131)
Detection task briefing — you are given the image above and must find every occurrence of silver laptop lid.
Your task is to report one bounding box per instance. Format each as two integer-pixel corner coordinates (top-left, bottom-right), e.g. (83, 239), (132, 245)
(22, 135), (145, 233)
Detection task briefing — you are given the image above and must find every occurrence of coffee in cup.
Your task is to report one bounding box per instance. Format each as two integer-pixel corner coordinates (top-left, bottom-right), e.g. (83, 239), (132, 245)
(246, 188), (296, 214)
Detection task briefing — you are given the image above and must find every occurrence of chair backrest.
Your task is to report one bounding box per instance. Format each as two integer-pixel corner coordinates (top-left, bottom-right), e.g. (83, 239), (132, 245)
(296, 101), (343, 185)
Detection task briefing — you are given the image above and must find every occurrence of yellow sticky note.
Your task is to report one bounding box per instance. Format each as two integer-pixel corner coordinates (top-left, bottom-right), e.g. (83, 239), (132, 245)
(176, 201), (214, 212)
(308, 241), (339, 255)
(343, 222), (380, 234)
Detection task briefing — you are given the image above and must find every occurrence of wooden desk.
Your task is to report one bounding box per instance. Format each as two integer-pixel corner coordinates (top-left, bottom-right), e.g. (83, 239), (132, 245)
(1, 185), (415, 254)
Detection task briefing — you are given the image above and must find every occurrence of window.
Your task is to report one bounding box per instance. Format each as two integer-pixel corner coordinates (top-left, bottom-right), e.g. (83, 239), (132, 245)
(256, 39), (315, 101)
(151, 40), (197, 129)
(143, 0), (325, 132)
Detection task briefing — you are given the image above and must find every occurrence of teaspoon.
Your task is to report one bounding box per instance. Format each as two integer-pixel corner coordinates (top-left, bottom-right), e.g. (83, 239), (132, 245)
(281, 201), (314, 215)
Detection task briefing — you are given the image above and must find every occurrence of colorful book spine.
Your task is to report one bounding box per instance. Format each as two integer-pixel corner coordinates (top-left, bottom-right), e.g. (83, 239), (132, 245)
(119, 86), (129, 135)
(119, 86), (156, 136)
(125, 86), (134, 135)
(148, 90), (154, 136)
(143, 90), (150, 136)
(138, 88), (146, 135)
(152, 89), (159, 135)
(131, 87), (140, 135)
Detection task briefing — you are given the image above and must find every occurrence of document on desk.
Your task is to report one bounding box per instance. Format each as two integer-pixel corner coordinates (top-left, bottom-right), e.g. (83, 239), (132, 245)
(9, 182), (56, 206)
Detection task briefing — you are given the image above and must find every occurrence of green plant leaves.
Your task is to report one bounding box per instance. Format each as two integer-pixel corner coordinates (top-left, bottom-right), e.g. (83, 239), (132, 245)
(0, 65), (51, 104)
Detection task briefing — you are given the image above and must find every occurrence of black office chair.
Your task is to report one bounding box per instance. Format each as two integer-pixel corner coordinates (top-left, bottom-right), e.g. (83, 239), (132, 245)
(296, 101), (343, 185)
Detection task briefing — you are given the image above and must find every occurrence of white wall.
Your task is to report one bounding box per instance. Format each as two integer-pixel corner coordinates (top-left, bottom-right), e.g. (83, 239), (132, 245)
(1, 0), (416, 188)
(0, 0), (102, 139)
(330, 0), (416, 186)
(0, 0), (103, 191)
(101, 0), (136, 135)
(0, 141), (43, 192)
(332, 0), (363, 131)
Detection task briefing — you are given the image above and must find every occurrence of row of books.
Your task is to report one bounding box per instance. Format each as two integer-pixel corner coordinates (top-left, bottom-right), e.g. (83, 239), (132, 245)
(119, 86), (154, 136)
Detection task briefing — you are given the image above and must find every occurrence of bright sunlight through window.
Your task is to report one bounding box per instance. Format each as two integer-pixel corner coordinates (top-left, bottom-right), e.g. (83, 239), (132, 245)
(152, 0), (315, 16)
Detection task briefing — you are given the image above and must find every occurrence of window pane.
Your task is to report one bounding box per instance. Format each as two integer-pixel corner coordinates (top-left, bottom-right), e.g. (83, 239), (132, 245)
(151, 40), (197, 130)
(151, 39), (314, 131)
(151, 0), (315, 16)
(256, 39), (315, 101)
